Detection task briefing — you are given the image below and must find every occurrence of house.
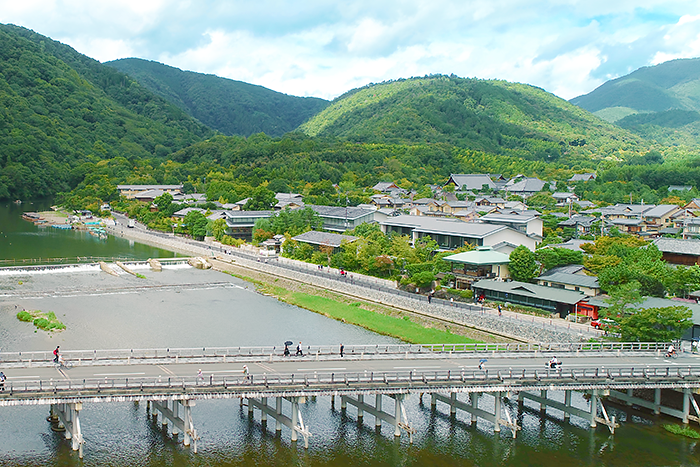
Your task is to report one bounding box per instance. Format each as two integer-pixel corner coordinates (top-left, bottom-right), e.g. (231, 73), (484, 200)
(653, 237), (700, 266)
(591, 203), (655, 220)
(372, 182), (400, 192)
(445, 174), (496, 192)
(478, 212), (543, 238)
(685, 199), (700, 210)
(475, 197), (506, 209)
(558, 215), (597, 235)
(552, 192), (579, 205)
(117, 184), (183, 199)
(503, 177), (547, 198)
(472, 279), (588, 318)
(441, 247), (510, 289)
(609, 218), (648, 235)
(642, 204), (681, 233)
(379, 215), (538, 251)
(568, 173), (596, 182)
(133, 189), (166, 203)
(291, 231), (360, 251)
(173, 207), (206, 219)
(274, 193), (304, 210)
(172, 193), (207, 205)
(537, 265), (601, 296)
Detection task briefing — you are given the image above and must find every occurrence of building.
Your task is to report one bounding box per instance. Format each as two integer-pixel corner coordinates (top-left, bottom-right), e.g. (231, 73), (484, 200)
(442, 247), (510, 289)
(642, 204), (681, 234)
(653, 237), (700, 266)
(445, 174), (496, 192)
(117, 185), (183, 199)
(478, 212), (543, 238)
(504, 177), (547, 197)
(291, 231), (360, 251)
(307, 205), (376, 232)
(568, 173), (596, 182)
(223, 210), (274, 241)
(537, 265), (601, 296)
(558, 215), (597, 236)
(372, 182), (400, 192)
(472, 279), (587, 317)
(379, 215), (538, 251)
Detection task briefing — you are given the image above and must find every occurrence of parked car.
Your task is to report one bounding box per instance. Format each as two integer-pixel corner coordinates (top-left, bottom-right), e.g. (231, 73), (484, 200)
(591, 318), (617, 330)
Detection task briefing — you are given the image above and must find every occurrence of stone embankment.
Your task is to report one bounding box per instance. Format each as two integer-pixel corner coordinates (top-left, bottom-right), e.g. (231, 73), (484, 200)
(105, 215), (597, 343)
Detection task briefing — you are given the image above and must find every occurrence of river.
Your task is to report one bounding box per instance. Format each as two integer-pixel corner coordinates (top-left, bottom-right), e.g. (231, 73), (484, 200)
(0, 202), (698, 466)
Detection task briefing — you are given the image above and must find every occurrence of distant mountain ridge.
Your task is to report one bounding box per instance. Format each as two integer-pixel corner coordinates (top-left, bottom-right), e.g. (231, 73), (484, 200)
(300, 75), (646, 162)
(570, 58), (700, 147)
(105, 58), (329, 137)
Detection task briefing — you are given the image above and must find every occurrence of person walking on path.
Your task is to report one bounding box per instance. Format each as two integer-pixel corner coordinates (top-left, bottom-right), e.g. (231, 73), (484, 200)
(340, 344), (344, 357)
(498, 304), (502, 317)
(53, 346), (60, 363)
(296, 342), (304, 356)
(242, 365), (250, 382)
(0, 371), (6, 391)
(197, 369), (203, 381)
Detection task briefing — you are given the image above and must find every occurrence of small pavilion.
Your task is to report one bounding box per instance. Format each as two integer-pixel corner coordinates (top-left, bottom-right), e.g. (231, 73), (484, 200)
(442, 246), (510, 289)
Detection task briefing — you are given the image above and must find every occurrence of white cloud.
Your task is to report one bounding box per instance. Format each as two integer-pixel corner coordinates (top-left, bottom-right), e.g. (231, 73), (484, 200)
(2, 0), (700, 100)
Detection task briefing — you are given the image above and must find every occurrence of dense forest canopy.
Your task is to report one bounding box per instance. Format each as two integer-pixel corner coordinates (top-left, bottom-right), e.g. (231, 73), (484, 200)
(0, 24), (212, 200)
(106, 58), (329, 137)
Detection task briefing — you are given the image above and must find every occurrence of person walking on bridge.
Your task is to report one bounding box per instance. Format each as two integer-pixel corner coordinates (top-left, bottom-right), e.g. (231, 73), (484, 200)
(296, 342), (304, 356)
(53, 346), (60, 363)
(340, 343), (344, 357)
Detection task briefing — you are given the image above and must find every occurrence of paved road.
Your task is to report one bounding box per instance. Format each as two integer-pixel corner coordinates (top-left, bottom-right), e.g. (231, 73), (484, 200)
(5, 353), (697, 385)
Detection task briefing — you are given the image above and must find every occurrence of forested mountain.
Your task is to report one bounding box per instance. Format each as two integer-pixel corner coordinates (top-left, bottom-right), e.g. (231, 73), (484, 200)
(570, 58), (700, 148)
(299, 76), (648, 162)
(0, 24), (213, 200)
(106, 58), (329, 137)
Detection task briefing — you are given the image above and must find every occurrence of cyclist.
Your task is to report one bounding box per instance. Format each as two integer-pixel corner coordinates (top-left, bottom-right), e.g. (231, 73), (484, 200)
(666, 344), (676, 358)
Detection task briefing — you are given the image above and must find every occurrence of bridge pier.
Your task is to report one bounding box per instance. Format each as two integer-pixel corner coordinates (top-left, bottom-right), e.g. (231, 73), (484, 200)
(431, 391), (519, 437)
(51, 402), (84, 458)
(609, 388), (700, 425)
(246, 396), (311, 448)
(341, 393), (415, 442)
(518, 389), (618, 433)
(151, 399), (198, 452)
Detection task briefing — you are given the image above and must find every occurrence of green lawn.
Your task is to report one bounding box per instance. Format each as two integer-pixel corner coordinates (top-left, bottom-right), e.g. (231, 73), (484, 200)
(272, 286), (479, 344)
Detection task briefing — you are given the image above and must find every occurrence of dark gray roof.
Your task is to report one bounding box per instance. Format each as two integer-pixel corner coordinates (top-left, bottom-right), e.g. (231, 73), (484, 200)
(308, 205), (375, 220)
(473, 279), (587, 305)
(448, 174), (495, 190)
(291, 231), (359, 247)
(643, 204), (680, 218)
(480, 213), (539, 224)
(653, 237), (700, 255)
(544, 239), (593, 252)
(117, 184), (183, 191)
(505, 177), (546, 193)
(537, 272), (600, 289)
(568, 173), (596, 182)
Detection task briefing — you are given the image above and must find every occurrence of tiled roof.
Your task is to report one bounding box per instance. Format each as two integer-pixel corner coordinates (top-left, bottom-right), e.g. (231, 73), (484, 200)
(653, 237), (700, 256)
(448, 174), (495, 190)
(473, 279), (587, 305)
(291, 230), (359, 247)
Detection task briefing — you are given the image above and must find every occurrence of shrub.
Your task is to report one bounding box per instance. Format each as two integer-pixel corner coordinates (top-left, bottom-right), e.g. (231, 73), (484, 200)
(17, 311), (32, 322)
(664, 424), (700, 439)
(33, 318), (50, 330)
(460, 290), (473, 299)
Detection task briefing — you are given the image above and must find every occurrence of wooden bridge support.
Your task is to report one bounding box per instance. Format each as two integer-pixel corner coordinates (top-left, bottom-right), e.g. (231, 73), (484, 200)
(51, 403), (84, 458)
(150, 399), (198, 452)
(429, 391), (520, 438)
(246, 397), (311, 448)
(518, 389), (618, 433)
(341, 393), (415, 442)
(609, 388), (700, 425)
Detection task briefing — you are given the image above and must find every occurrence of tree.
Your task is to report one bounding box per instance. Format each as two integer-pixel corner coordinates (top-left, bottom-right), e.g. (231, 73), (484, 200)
(183, 211), (208, 240)
(153, 192), (173, 212)
(211, 218), (227, 241)
(617, 306), (692, 342)
(509, 246), (537, 282)
(244, 185), (275, 210)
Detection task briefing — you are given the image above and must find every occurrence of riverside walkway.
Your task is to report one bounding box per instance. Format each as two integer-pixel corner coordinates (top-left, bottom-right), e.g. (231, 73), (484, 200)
(2, 342), (699, 457)
(103, 214), (602, 343)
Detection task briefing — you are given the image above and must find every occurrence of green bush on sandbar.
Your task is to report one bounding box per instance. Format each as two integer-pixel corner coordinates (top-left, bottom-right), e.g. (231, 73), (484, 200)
(17, 311), (33, 322)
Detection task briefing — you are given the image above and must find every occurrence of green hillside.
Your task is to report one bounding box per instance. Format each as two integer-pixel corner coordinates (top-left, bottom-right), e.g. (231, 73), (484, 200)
(106, 58), (329, 137)
(0, 24), (212, 200)
(571, 58), (700, 117)
(570, 58), (700, 148)
(299, 75), (647, 162)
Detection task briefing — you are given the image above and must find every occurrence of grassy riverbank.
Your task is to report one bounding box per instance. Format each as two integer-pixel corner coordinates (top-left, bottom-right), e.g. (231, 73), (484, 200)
(246, 276), (481, 344)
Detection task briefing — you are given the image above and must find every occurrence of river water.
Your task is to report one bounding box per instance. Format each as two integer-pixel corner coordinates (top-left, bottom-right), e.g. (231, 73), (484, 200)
(0, 202), (698, 466)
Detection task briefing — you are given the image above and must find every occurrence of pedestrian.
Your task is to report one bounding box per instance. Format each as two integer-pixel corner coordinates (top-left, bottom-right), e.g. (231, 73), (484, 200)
(427, 292), (432, 304)
(284, 344), (290, 356)
(53, 346), (60, 363)
(0, 371), (5, 391)
(296, 342), (304, 356)
(478, 360), (485, 370)
(340, 343), (344, 357)
(450, 297), (454, 306)
(197, 369), (203, 380)
(243, 365), (250, 381)
(498, 304), (502, 317)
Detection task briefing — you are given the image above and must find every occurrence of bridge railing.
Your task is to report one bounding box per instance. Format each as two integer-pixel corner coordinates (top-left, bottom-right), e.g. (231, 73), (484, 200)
(0, 342), (669, 366)
(2, 365), (699, 397)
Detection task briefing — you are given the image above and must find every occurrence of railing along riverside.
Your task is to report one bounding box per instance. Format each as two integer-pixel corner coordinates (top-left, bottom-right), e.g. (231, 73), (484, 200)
(0, 342), (670, 366)
(2, 366), (700, 399)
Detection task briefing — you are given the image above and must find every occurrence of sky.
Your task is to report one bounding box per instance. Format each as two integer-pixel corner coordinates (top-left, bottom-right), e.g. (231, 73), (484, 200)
(2, 1), (700, 101)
